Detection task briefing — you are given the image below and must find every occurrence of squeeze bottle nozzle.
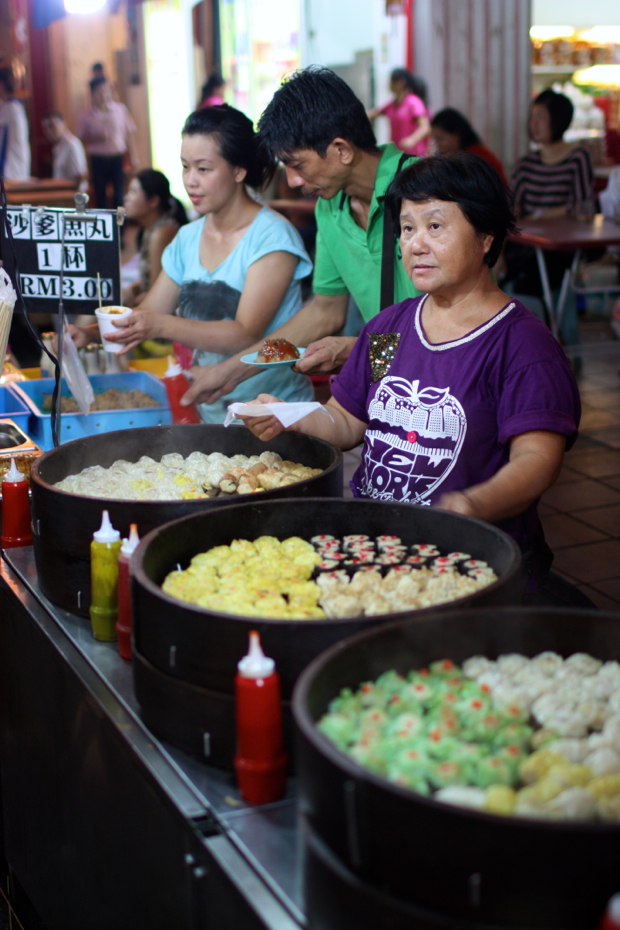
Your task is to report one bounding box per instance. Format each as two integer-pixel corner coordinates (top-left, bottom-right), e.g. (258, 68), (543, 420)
(93, 510), (120, 543)
(238, 631), (275, 679)
(121, 523), (140, 557)
(4, 459), (26, 483)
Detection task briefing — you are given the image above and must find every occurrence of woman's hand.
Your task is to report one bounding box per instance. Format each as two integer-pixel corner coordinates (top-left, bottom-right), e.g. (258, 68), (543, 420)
(436, 489), (482, 519)
(236, 394), (286, 442)
(52, 323), (98, 353)
(102, 310), (163, 353)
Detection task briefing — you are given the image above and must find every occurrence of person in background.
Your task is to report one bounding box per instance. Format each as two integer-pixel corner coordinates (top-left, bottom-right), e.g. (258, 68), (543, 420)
(121, 168), (188, 306)
(199, 72), (226, 108)
(90, 62), (105, 81)
(78, 77), (139, 208)
(367, 67), (430, 156)
(512, 89), (593, 220)
(0, 66), (30, 180)
(41, 111), (88, 191)
(181, 66), (422, 412)
(70, 104), (314, 423)
(430, 107), (507, 186)
(503, 89), (594, 345)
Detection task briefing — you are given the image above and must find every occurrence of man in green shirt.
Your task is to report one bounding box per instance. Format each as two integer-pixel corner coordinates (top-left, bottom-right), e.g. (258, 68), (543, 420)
(183, 66), (420, 409)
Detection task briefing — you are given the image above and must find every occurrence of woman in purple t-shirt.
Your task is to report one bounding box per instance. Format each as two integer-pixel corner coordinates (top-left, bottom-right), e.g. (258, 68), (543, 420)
(238, 152), (580, 570)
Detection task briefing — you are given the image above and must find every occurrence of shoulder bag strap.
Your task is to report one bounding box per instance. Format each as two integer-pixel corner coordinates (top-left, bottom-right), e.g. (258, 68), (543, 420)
(379, 152), (410, 312)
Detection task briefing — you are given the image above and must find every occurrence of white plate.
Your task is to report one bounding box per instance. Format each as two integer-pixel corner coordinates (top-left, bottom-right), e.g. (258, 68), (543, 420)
(240, 348), (306, 369)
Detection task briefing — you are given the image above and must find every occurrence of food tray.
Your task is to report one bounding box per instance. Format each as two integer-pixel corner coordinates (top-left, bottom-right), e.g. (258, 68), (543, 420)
(12, 372), (171, 450)
(294, 607), (620, 930)
(0, 384), (31, 434)
(130, 498), (520, 767)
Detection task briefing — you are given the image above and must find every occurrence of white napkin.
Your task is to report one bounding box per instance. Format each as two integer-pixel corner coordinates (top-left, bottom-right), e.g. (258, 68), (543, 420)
(224, 401), (333, 428)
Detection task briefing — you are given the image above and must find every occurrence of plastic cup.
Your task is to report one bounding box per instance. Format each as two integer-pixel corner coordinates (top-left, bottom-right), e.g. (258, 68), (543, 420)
(95, 306), (133, 353)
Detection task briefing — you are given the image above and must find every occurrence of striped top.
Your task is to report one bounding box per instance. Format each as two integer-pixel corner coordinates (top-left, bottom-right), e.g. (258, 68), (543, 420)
(511, 146), (593, 216)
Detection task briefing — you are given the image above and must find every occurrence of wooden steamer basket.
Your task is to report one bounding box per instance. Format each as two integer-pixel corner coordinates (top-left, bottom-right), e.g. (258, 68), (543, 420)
(131, 499), (521, 768)
(30, 424), (343, 616)
(293, 607), (620, 930)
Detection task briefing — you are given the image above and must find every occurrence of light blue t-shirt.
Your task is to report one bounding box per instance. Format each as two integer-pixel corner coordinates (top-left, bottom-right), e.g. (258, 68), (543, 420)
(162, 206), (314, 423)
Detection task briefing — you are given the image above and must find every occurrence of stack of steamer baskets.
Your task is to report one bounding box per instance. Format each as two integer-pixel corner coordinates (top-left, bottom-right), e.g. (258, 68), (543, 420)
(293, 607), (620, 930)
(130, 498), (521, 769)
(29, 424), (343, 616)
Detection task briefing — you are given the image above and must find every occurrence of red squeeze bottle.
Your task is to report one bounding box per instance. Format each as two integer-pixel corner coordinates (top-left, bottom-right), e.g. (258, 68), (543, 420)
(1, 459), (33, 549)
(234, 631), (288, 804)
(600, 894), (620, 930)
(116, 523), (140, 660)
(163, 357), (201, 425)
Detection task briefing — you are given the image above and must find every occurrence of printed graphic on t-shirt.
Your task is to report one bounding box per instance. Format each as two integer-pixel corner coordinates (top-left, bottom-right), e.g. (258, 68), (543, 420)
(358, 376), (467, 504)
(178, 279), (240, 321)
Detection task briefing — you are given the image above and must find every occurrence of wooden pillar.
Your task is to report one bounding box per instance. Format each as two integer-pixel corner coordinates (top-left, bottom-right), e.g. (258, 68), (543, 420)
(414, 0), (532, 174)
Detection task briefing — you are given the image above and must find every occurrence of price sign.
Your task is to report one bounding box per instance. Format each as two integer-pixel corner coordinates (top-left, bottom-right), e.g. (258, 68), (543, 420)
(1, 206), (122, 313)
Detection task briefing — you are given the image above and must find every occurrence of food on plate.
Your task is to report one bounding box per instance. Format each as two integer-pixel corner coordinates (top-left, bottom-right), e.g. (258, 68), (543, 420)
(161, 534), (497, 619)
(54, 450), (322, 500)
(256, 338), (300, 363)
(317, 652), (620, 822)
(42, 388), (161, 414)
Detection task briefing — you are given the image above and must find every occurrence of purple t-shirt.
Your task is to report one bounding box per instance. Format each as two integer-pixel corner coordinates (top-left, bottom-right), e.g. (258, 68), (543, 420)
(330, 295), (581, 548)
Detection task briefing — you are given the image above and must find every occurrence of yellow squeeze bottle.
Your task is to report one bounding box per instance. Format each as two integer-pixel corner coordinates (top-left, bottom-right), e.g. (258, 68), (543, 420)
(90, 510), (122, 641)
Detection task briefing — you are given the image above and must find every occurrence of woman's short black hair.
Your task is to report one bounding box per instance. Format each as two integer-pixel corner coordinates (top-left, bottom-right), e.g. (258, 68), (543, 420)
(385, 152), (517, 268)
(182, 104), (275, 191)
(431, 108), (480, 149)
(257, 66), (377, 160)
(532, 89), (574, 143)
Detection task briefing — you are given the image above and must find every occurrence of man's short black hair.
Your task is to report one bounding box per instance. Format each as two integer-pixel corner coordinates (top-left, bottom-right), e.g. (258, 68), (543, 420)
(257, 66), (377, 160)
(385, 151), (517, 267)
(532, 89), (574, 143)
(89, 76), (107, 95)
(42, 110), (64, 122)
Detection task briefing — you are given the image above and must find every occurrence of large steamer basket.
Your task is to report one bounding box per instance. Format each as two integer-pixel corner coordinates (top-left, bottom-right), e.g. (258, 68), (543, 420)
(293, 607), (620, 930)
(131, 499), (521, 768)
(30, 424), (342, 617)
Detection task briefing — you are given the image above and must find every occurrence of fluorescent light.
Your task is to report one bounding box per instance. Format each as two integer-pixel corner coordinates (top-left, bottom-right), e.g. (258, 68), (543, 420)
(64, 0), (105, 14)
(573, 64), (620, 87)
(579, 26), (620, 45)
(530, 26), (575, 41)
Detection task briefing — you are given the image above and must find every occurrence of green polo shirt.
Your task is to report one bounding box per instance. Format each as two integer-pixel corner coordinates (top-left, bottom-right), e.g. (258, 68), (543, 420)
(312, 143), (421, 322)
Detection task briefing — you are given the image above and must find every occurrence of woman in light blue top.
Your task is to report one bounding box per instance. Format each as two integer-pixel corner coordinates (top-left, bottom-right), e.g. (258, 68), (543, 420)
(100, 105), (314, 422)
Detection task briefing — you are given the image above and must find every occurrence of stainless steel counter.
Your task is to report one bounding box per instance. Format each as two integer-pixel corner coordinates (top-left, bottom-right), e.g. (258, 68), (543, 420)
(0, 547), (303, 930)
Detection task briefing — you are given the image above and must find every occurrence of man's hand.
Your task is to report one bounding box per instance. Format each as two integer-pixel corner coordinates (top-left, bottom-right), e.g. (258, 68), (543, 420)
(294, 336), (357, 375)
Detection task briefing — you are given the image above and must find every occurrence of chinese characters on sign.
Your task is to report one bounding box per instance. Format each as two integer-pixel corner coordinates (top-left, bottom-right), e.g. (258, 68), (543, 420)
(1, 207), (121, 313)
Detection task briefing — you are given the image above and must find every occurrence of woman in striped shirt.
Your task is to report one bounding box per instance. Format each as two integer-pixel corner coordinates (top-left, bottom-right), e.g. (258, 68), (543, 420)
(504, 90), (594, 317)
(512, 90), (593, 219)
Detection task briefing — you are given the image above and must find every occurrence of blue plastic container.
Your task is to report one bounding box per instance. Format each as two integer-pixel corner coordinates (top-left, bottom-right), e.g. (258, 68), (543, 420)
(0, 384), (32, 435)
(12, 372), (172, 451)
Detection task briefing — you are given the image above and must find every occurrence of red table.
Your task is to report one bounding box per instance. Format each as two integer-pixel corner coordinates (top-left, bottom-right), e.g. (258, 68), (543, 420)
(509, 214), (620, 340)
